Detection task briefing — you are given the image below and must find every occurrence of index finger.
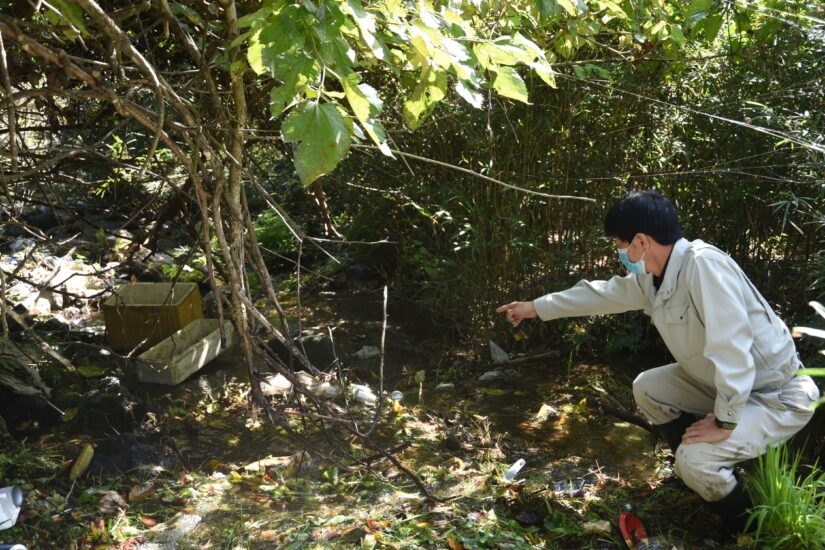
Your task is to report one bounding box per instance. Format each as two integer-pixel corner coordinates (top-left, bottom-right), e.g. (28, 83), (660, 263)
(495, 302), (517, 313)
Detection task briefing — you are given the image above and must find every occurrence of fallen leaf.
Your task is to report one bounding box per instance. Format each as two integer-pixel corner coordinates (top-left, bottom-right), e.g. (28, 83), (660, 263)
(62, 407), (78, 422)
(260, 530), (279, 541)
(140, 516), (158, 527)
(478, 387), (509, 396)
(128, 483), (157, 503)
(89, 516), (107, 540)
(70, 443), (94, 481)
(447, 536), (464, 550)
(77, 365), (107, 378)
(415, 520), (431, 527)
(365, 519), (388, 532)
(201, 459), (226, 473)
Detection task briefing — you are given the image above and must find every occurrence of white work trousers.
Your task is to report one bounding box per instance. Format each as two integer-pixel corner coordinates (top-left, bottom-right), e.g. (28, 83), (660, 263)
(633, 362), (820, 502)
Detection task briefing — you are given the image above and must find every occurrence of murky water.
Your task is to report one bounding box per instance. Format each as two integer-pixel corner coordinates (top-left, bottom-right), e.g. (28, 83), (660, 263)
(132, 289), (658, 482)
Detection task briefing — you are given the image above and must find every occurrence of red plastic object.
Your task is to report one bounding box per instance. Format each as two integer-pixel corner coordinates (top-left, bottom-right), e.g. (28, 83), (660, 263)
(619, 512), (649, 549)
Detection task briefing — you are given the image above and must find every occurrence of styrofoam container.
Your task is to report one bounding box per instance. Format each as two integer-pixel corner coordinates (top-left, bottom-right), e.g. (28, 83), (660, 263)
(103, 282), (203, 350)
(135, 319), (233, 385)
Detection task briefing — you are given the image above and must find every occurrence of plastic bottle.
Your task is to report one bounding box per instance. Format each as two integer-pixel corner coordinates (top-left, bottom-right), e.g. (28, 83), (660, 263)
(349, 384), (377, 404)
(503, 459), (526, 481)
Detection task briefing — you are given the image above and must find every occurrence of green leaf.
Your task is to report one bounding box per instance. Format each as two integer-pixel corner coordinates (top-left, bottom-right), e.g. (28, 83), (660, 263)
(532, 64), (557, 88)
(474, 43), (518, 69)
(555, 33), (575, 58)
(320, 36), (357, 75)
(343, 0), (391, 61)
(230, 28), (257, 49)
(686, 0), (714, 25)
(403, 67), (447, 129)
(270, 85), (296, 119)
(247, 36), (266, 75)
(268, 54), (316, 117)
(492, 66), (529, 103)
(701, 14), (724, 41)
(340, 73), (390, 153)
(339, 73), (382, 123)
(556, 0), (579, 17)
(455, 79), (484, 109)
(46, 0), (88, 39)
(362, 119), (392, 156)
(798, 369), (825, 377)
(598, 0), (628, 19)
(282, 102), (352, 185)
(247, 8), (306, 76)
(236, 3), (277, 28)
(77, 365), (106, 378)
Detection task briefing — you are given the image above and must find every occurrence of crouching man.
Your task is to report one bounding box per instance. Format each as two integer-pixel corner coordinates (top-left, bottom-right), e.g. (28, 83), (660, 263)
(497, 189), (819, 533)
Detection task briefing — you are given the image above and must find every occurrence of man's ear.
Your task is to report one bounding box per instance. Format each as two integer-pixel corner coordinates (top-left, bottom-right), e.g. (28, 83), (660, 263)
(638, 233), (654, 251)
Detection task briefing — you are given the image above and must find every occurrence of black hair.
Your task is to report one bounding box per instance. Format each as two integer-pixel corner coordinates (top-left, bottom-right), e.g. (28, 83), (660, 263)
(603, 189), (683, 244)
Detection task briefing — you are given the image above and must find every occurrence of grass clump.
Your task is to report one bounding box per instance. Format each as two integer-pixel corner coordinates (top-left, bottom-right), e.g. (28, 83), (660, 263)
(747, 443), (825, 549)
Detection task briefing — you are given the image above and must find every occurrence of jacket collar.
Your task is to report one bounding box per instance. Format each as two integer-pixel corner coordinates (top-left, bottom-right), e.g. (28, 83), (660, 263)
(656, 238), (691, 301)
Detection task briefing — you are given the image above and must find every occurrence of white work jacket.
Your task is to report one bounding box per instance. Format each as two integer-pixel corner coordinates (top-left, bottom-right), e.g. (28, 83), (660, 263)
(533, 238), (799, 424)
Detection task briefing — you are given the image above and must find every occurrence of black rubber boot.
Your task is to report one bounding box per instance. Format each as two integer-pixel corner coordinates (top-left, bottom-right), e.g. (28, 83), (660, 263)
(705, 479), (753, 535)
(651, 413), (693, 451)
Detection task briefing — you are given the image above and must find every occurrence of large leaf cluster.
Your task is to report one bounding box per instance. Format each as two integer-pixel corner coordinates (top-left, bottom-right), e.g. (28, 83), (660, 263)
(236, 0), (802, 185)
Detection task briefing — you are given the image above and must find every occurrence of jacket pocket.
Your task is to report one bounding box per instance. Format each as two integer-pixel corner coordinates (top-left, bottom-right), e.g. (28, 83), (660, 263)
(660, 302), (701, 361)
(664, 303), (690, 324)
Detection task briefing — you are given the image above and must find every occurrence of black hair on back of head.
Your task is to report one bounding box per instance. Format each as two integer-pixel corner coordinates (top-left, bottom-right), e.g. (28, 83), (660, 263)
(604, 189), (683, 245)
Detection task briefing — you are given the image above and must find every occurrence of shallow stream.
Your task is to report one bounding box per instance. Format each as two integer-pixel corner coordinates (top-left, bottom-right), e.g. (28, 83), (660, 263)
(130, 289), (658, 483)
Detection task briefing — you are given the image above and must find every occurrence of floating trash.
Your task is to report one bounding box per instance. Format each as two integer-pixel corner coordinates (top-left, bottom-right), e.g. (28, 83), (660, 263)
(552, 477), (591, 497)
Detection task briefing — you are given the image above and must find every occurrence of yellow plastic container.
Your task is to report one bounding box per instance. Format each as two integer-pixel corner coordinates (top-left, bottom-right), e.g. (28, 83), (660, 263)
(103, 282), (203, 351)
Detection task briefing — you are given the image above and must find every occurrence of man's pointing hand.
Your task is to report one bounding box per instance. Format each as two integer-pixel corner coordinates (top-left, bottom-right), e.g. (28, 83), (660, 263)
(496, 301), (537, 327)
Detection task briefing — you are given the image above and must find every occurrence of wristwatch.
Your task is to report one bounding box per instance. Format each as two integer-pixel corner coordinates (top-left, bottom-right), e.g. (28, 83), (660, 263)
(715, 418), (737, 430)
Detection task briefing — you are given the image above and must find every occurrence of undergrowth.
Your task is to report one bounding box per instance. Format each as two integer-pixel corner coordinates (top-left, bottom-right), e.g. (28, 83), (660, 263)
(747, 443), (825, 549)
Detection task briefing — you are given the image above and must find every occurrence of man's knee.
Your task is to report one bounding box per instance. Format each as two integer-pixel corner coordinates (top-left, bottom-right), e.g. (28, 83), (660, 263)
(632, 370), (653, 403)
(674, 444), (735, 502)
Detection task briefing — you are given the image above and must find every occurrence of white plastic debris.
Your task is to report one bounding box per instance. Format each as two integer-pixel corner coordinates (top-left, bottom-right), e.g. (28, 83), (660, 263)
(503, 459), (526, 481)
(0, 485), (23, 530)
(353, 346), (381, 360)
(581, 520), (611, 535)
(312, 381), (342, 399)
(479, 370), (505, 382)
(535, 403), (560, 422)
(489, 340), (510, 364)
(349, 383), (377, 404)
